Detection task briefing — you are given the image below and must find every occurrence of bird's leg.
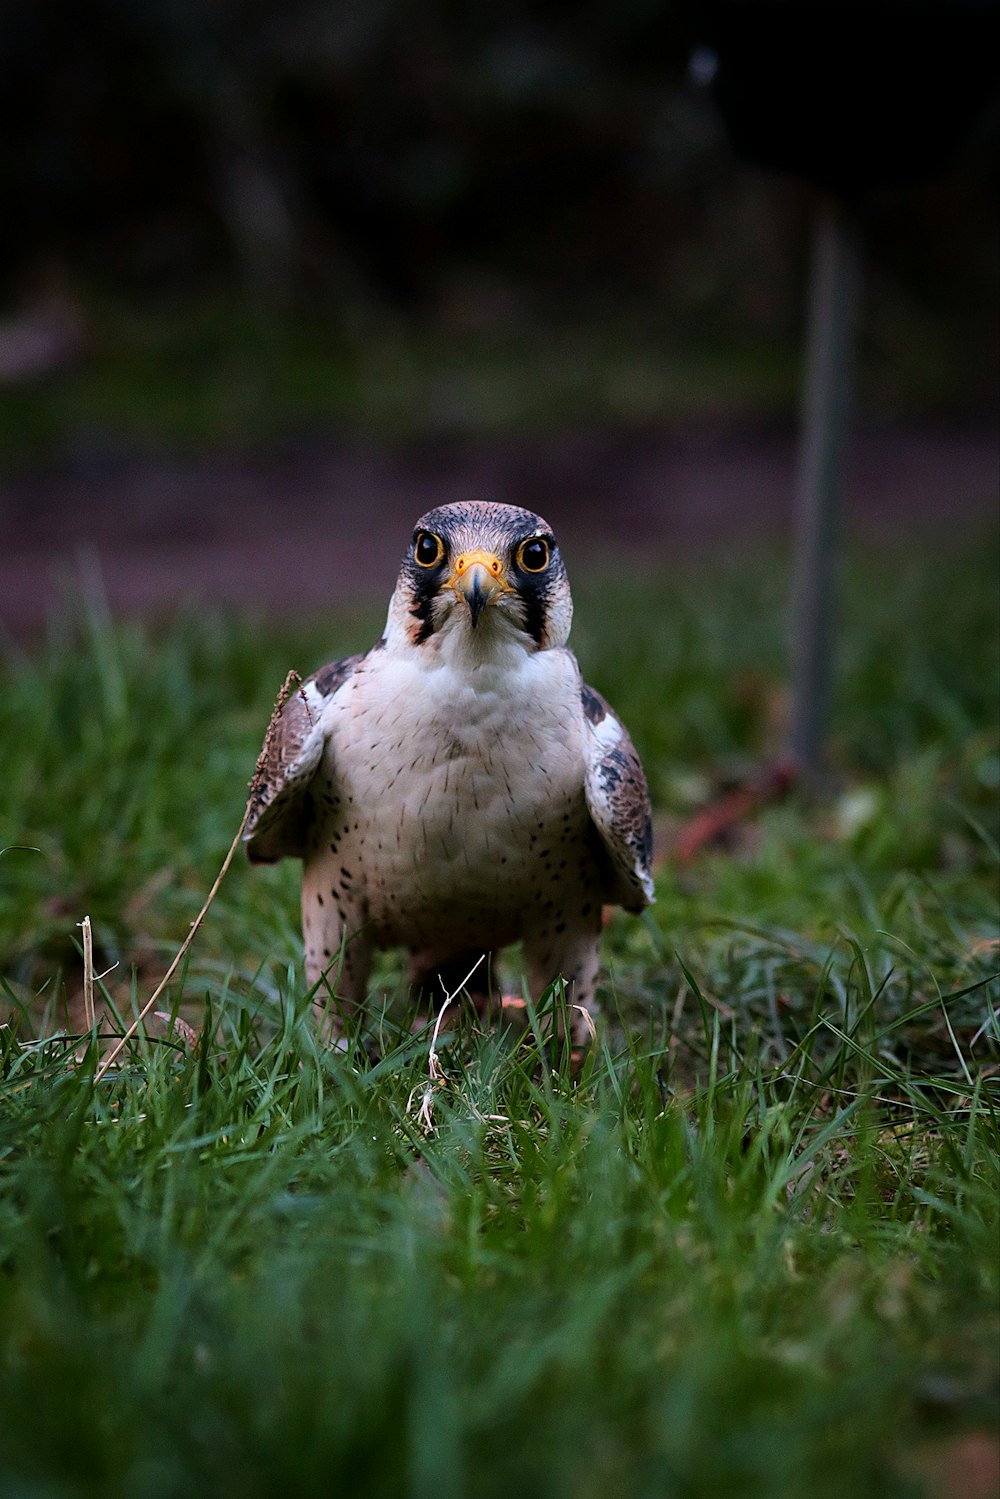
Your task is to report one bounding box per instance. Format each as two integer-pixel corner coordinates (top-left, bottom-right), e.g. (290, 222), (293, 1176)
(309, 935), (372, 1042)
(522, 921), (602, 1048)
(302, 880), (371, 1039)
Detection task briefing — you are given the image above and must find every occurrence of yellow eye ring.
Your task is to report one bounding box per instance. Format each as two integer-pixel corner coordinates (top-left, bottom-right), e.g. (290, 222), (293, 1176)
(517, 537), (550, 573)
(413, 531), (445, 568)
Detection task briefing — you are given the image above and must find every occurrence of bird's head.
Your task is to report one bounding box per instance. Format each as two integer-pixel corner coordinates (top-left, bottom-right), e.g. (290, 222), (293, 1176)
(385, 501), (573, 655)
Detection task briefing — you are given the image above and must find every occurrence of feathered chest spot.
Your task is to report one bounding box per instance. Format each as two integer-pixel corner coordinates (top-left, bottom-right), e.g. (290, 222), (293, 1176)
(313, 645), (591, 928)
(330, 649), (582, 790)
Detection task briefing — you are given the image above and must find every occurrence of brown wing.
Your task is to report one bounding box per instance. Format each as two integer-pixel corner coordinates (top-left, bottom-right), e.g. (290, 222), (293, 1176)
(244, 654), (363, 864)
(580, 682), (654, 912)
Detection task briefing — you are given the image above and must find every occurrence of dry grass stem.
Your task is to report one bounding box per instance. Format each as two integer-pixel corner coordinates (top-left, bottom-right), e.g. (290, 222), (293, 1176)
(80, 915), (95, 1032)
(94, 670), (304, 1083)
(410, 953), (486, 1131)
(573, 1003), (597, 1043)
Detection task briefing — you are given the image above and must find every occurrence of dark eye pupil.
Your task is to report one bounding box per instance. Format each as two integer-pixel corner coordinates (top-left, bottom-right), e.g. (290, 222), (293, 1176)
(522, 540), (548, 570)
(415, 533), (440, 565)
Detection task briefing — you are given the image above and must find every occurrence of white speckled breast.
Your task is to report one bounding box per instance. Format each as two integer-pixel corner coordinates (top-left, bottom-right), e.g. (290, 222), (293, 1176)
(314, 634), (593, 949)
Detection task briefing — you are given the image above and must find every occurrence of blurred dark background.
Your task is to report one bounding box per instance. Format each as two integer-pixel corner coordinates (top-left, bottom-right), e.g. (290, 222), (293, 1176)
(1, 0), (997, 632)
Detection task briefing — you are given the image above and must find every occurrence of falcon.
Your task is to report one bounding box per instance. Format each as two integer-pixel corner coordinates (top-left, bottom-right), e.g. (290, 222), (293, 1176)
(245, 501), (653, 1040)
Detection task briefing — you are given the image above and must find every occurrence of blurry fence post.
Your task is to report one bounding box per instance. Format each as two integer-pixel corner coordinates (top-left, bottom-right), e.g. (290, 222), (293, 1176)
(696, 0), (998, 788)
(788, 195), (862, 783)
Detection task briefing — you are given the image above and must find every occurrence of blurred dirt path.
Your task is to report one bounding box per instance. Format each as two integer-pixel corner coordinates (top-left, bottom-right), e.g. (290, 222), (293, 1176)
(1, 424), (995, 637)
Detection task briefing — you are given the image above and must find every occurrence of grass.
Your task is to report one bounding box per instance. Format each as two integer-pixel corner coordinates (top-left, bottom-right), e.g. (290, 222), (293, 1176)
(0, 293), (810, 467)
(1, 533), (998, 1498)
(4, 277), (994, 470)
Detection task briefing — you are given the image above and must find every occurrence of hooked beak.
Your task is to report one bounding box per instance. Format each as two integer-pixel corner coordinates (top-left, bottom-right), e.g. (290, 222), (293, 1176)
(449, 548), (510, 628)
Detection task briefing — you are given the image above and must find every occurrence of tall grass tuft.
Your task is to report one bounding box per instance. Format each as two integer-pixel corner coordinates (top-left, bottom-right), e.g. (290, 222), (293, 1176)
(1, 534), (997, 1497)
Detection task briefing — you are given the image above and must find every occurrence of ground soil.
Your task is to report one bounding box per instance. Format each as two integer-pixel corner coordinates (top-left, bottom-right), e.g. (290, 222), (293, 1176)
(1, 422), (996, 638)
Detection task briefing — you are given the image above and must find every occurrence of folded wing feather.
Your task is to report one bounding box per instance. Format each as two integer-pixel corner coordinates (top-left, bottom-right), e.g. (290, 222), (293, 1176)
(244, 655), (363, 864)
(580, 682), (655, 913)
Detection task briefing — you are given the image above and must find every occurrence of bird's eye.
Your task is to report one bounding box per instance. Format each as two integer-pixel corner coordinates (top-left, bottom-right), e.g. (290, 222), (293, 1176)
(414, 531), (445, 568)
(517, 537), (550, 573)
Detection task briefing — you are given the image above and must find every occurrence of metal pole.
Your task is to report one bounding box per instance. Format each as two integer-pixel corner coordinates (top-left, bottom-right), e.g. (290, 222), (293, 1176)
(788, 193), (863, 784)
